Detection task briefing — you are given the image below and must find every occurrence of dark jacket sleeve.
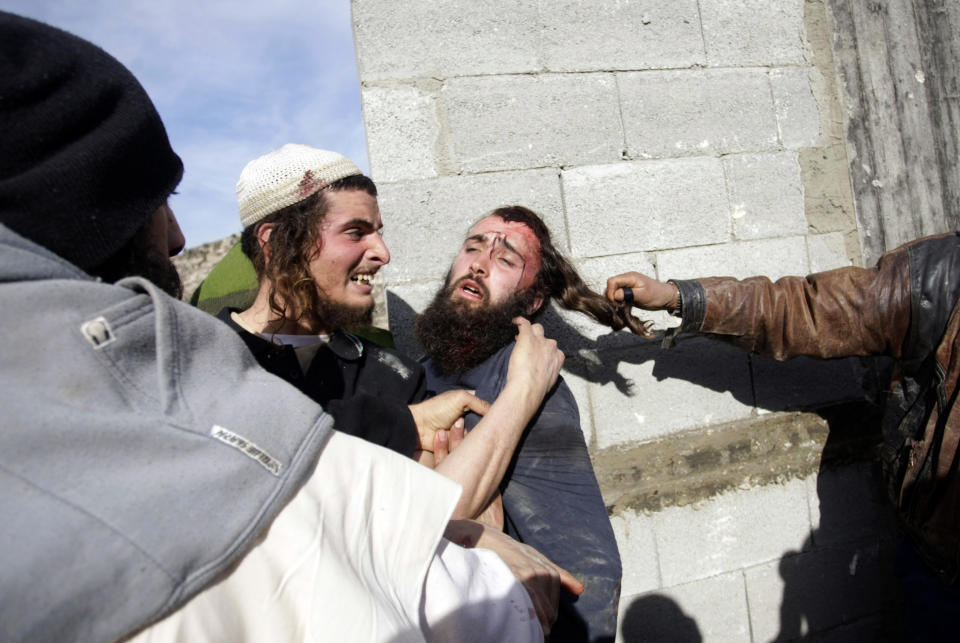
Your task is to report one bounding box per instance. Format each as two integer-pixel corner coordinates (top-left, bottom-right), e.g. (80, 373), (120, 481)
(325, 348), (428, 458)
(325, 387), (425, 458)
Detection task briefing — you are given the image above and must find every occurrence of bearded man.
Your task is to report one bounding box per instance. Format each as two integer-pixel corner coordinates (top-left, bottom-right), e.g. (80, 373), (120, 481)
(416, 205), (647, 643)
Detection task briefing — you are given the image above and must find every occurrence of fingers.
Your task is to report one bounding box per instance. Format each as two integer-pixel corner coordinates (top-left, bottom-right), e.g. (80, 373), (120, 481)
(555, 564), (585, 596)
(432, 430), (450, 466)
(449, 420), (465, 451)
(456, 390), (490, 417)
(605, 272), (640, 302)
(512, 317), (549, 342)
(512, 316), (531, 332)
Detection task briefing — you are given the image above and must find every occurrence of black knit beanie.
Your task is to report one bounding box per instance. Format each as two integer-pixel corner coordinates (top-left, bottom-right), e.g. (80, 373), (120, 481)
(0, 11), (184, 270)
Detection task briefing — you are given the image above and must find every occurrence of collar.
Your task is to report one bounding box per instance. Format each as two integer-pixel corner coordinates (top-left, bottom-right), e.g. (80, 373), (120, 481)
(218, 308), (365, 361)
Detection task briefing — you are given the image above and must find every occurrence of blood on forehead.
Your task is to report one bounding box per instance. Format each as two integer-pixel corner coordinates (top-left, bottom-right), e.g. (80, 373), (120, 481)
(468, 216), (543, 289)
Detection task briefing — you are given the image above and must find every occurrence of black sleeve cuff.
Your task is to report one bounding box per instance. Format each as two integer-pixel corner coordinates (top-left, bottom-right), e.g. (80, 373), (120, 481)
(670, 279), (707, 333)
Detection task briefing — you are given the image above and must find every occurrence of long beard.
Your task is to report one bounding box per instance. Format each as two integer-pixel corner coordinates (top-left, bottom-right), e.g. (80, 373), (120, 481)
(415, 276), (536, 375)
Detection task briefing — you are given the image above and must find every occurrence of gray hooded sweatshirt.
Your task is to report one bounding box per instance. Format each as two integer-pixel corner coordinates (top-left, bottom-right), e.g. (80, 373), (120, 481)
(0, 224), (333, 642)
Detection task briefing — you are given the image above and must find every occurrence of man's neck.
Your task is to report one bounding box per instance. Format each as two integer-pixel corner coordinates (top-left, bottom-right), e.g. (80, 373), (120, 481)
(239, 286), (331, 336)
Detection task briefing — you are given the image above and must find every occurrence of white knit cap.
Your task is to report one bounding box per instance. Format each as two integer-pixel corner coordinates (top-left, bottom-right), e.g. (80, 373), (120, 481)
(236, 144), (362, 228)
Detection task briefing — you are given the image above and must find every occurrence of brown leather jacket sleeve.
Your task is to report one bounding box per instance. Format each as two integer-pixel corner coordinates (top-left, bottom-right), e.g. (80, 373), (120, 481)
(674, 247), (913, 361)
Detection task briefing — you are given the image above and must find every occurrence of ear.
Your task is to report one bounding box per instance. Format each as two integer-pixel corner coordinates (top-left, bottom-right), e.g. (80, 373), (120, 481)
(256, 222), (274, 247)
(256, 223), (274, 262)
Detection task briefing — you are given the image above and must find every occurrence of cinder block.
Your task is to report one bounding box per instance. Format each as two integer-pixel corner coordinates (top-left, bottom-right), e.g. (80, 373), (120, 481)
(656, 235), (810, 281)
(563, 158), (730, 257)
(806, 462), (896, 548)
(377, 169), (564, 283)
(700, 0), (806, 67)
(744, 543), (895, 641)
(587, 337), (754, 448)
(443, 74), (623, 172)
(752, 354), (871, 412)
(807, 231), (853, 273)
(619, 69), (779, 158)
(771, 67), (823, 149)
(654, 478), (812, 586)
(575, 253), (657, 295)
(724, 152), (807, 241)
(541, 0), (704, 72)
(611, 510), (661, 596)
(384, 281), (443, 357)
(362, 85), (439, 182)
(618, 572), (750, 643)
(351, 0), (540, 81)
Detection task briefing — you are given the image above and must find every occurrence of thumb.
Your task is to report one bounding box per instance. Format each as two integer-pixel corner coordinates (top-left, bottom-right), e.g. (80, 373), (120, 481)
(557, 565), (585, 596)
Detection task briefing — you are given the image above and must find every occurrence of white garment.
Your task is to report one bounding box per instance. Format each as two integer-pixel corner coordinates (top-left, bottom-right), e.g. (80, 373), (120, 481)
(131, 431), (540, 642)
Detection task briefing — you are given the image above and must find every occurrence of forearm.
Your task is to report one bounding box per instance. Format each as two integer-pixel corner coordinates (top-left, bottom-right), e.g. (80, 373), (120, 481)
(435, 384), (541, 520)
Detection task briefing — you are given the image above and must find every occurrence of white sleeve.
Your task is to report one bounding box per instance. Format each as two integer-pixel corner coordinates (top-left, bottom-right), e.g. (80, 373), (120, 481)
(420, 539), (543, 643)
(129, 431), (464, 643)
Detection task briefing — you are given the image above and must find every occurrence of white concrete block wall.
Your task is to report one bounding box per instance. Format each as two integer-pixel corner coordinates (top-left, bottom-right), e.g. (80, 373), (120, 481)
(619, 69), (780, 157)
(563, 158), (730, 255)
(541, 0), (705, 71)
(352, 1), (884, 639)
(351, 0), (540, 80)
(445, 74), (624, 172)
(700, 0), (806, 66)
(614, 468), (898, 643)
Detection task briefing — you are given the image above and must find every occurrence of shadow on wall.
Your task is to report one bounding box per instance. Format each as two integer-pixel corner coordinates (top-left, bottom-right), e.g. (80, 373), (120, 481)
(620, 594), (702, 642)
(766, 414), (903, 642)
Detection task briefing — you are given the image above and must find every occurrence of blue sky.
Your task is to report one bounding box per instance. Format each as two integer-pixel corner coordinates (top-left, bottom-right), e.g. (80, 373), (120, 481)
(4, 0), (369, 247)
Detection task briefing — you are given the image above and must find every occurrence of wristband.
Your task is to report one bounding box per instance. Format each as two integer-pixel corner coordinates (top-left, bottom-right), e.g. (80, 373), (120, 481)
(667, 280), (683, 318)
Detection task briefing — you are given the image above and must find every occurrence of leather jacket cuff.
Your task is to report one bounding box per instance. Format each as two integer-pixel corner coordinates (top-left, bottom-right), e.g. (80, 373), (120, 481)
(671, 279), (706, 332)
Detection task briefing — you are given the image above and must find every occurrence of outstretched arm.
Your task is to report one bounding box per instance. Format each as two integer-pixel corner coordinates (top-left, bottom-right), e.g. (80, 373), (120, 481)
(433, 317), (564, 521)
(605, 257), (913, 361)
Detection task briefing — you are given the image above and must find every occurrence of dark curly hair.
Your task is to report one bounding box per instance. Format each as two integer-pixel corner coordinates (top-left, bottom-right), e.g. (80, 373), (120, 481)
(486, 205), (651, 337)
(240, 174), (377, 332)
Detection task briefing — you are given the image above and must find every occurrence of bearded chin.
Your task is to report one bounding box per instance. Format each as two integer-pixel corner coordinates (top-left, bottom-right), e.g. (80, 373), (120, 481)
(415, 284), (537, 375)
(313, 296), (374, 333)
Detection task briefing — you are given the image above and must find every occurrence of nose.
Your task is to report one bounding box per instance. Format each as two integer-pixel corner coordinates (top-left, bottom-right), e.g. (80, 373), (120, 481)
(368, 231), (390, 265)
(166, 206), (186, 257)
(469, 251), (490, 276)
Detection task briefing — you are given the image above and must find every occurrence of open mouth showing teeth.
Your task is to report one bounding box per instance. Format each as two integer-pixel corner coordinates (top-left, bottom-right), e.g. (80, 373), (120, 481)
(462, 284), (482, 297)
(351, 274), (373, 285)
